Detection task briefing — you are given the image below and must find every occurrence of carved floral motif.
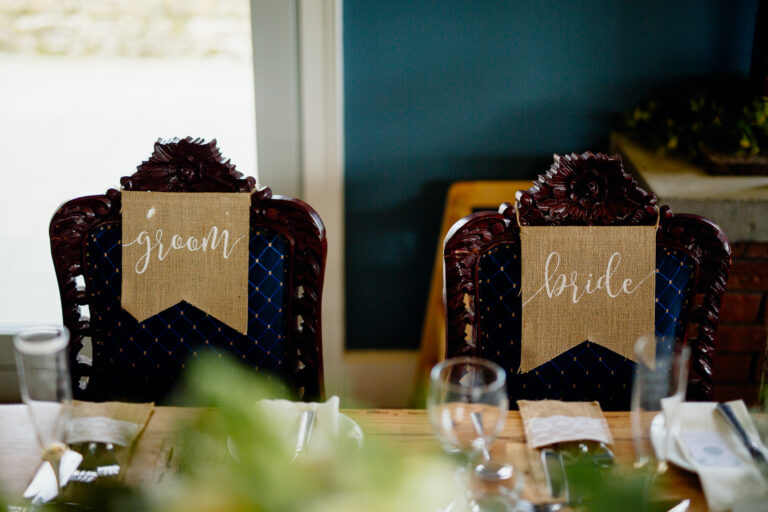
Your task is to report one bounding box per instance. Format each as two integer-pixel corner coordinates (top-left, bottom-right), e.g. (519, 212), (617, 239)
(517, 152), (658, 226)
(445, 153), (730, 403)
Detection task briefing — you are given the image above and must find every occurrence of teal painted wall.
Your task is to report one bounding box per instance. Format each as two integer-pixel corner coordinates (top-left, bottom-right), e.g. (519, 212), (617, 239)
(344, 0), (757, 349)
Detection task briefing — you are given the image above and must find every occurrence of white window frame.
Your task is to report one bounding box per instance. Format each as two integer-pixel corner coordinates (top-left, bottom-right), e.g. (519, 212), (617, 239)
(252, 0), (418, 405)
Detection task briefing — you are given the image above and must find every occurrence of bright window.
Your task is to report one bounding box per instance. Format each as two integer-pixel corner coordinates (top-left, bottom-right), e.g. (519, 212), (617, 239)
(0, 0), (257, 330)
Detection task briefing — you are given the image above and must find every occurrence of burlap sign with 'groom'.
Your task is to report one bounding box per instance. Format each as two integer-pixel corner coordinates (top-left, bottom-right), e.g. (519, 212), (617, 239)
(121, 191), (251, 334)
(519, 226), (656, 372)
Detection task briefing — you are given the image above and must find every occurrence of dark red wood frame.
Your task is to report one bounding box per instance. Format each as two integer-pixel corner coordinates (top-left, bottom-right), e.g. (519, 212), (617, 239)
(443, 152), (731, 400)
(49, 138), (327, 400)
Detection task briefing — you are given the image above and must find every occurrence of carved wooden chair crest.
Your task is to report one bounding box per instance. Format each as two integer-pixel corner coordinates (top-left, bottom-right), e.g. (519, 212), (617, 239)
(443, 153), (730, 409)
(50, 138), (326, 402)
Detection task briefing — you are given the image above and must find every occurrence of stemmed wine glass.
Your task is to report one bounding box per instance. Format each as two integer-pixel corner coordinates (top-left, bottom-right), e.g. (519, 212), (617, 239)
(14, 326), (73, 491)
(428, 357), (521, 510)
(631, 335), (689, 477)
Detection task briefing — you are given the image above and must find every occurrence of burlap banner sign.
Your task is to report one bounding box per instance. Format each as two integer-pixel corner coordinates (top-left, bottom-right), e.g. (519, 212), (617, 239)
(121, 191), (251, 334)
(519, 226), (656, 372)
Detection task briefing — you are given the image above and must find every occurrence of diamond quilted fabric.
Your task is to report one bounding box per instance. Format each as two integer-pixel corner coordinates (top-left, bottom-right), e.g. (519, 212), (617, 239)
(83, 222), (288, 402)
(477, 242), (693, 410)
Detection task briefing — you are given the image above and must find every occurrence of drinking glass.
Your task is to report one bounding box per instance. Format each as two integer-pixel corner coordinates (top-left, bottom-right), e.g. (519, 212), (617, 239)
(631, 335), (690, 474)
(428, 357), (521, 510)
(14, 326), (73, 487)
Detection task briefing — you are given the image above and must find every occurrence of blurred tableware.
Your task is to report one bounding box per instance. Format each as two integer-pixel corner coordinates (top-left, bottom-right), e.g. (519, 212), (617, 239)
(541, 449), (566, 501)
(666, 400), (768, 510)
(649, 412), (694, 472)
(631, 335), (690, 473)
(428, 357), (511, 476)
(14, 326), (73, 494)
(254, 396), (361, 460)
(428, 357), (522, 510)
(291, 409), (316, 462)
(717, 402), (768, 480)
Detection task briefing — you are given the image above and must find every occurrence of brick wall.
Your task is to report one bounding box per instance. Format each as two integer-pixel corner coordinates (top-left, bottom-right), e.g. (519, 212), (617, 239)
(711, 242), (768, 405)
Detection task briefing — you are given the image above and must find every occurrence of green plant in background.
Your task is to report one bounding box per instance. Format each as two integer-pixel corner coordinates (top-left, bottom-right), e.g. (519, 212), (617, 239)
(622, 75), (768, 161)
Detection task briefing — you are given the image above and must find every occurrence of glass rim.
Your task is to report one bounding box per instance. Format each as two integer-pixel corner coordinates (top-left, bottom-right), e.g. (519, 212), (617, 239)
(430, 356), (506, 395)
(634, 335), (691, 364)
(13, 326), (70, 355)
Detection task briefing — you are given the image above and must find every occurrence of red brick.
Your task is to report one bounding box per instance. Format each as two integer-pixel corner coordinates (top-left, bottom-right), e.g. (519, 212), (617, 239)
(716, 324), (768, 352)
(719, 292), (763, 323)
(712, 352), (754, 383)
(731, 242), (748, 258)
(713, 383), (760, 406)
(745, 242), (768, 259)
(728, 260), (768, 290)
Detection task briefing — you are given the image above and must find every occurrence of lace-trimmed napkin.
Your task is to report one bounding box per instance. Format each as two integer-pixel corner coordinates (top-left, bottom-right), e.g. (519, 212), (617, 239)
(518, 400), (613, 448)
(66, 400), (154, 447)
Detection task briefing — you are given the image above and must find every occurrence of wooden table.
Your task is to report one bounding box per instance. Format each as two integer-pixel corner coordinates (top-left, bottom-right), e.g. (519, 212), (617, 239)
(0, 406), (709, 510)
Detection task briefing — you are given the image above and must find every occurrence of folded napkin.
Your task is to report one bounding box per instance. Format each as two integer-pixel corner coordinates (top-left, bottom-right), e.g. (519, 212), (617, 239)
(24, 401), (153, 503)
(518, 400), (613, 448)
(663, 400), (768, 511)
(66, 400), (154, 447)
(22, 449), (82, 504)
(257, 396), (340, 457)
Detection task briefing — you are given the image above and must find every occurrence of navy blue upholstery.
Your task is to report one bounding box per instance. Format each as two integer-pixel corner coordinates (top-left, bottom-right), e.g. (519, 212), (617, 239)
(83, 222), (288, 402)
(477, 242), (694, 410)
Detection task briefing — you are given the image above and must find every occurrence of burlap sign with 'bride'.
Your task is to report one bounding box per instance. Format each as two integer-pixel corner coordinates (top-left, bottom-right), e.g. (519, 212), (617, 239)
(519, 226), (656, 372)
(121, 191), (251, 334)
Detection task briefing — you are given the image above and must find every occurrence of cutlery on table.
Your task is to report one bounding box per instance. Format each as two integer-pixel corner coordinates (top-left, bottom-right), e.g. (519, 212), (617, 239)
(541, 449), (567, 502)
(468, 411), (515, 481)
(291, 409), (316, 462)
(541, 442), (615, 507)
(69, 442), (121, 483)
(469, 411), (492, 462)
(716, 403), (768, 480)
(95, 443), (120, 477)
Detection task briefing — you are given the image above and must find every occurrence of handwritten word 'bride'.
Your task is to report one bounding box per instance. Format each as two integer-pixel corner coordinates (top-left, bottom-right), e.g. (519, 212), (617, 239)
(522, 251), (655, 307)
(124, 226), (247, 274)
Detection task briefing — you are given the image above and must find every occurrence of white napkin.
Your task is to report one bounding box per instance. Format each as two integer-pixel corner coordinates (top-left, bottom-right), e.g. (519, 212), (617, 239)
(257, 396), (340, 457)
(23, 449), (83, 504)
(664, 400), (768, 511)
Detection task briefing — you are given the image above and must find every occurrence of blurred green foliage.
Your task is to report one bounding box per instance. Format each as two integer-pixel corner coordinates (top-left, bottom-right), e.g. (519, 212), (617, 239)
(144, 354), (455, 512)
(622, 75), (768, 160)
(563, 453), (672, 512)
(9, 355), (677, 511)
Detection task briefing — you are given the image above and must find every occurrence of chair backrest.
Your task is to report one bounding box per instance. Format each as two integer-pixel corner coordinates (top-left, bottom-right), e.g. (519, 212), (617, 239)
(415, 180), (534, 403)
(443, 153), (730, 409)
(50, 138), (326, 402)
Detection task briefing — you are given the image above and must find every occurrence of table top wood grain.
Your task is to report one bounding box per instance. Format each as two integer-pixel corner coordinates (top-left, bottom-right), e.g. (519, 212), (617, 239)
(0, 406), (709, 511)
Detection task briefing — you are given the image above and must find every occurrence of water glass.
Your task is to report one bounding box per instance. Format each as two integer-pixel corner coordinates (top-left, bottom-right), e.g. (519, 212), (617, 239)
(631, 335), (690, 473)
(14, 326), (73, 482)
(428, 357), (508, 457)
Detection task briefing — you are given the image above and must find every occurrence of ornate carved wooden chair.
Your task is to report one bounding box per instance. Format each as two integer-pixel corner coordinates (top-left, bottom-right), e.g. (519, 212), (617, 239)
(443, 153), (730, 410)
(50, 138), (326, 402)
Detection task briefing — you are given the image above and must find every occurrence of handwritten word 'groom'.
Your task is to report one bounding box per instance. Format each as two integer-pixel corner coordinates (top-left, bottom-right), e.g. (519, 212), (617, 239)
(522, 251), (655, 307)
(124, 226), (246, 274)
